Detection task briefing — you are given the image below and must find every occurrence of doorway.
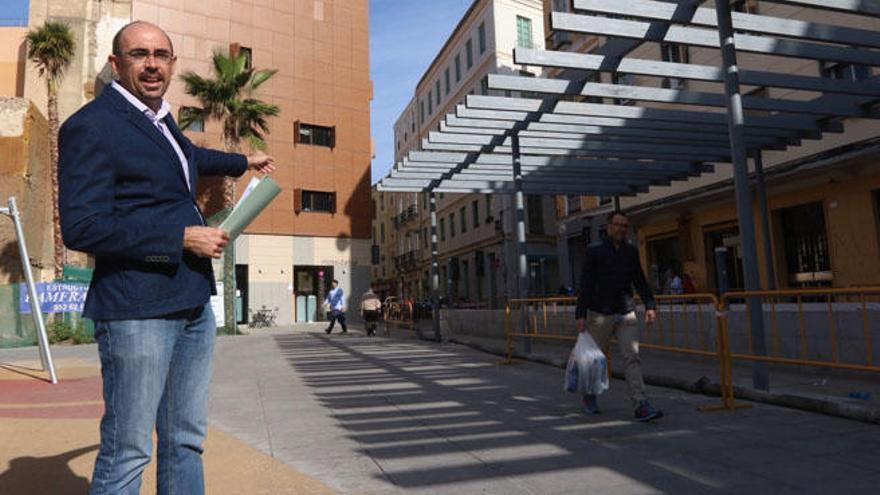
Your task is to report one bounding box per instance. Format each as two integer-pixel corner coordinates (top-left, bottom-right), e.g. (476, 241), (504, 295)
(294, 265), (334, 321)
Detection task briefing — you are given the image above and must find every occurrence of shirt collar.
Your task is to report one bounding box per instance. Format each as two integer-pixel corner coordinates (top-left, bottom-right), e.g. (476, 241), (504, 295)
(111, 81), (170, 122)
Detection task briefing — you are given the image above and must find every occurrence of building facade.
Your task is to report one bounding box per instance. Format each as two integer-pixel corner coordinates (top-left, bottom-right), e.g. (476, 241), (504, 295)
(548, 0), (880, 293)
(3, 0), (373, 325)
(379, 0), (560, 308)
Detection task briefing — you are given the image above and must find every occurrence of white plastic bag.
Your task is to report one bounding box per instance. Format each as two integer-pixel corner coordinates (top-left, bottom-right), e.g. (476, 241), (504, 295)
(565, 332), (609, 395)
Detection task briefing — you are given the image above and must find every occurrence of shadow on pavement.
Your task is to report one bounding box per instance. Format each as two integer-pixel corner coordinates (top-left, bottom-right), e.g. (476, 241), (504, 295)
(273, 333), (792, 494)
(0, 445), (98, 494)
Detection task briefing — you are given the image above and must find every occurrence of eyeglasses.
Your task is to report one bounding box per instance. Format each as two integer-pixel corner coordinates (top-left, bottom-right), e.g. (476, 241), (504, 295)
(119, 49), (174, 64)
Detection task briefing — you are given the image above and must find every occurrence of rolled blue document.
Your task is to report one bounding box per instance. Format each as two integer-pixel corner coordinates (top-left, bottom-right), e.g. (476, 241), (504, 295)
(218, 176), (281, 240)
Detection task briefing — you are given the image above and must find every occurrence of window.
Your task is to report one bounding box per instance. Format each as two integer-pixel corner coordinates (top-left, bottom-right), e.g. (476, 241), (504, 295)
(445, 67), (451, 95)
(380, 222), (385, 242)
(232, 45), (253, 69)
(778, 202), (831, 287)
(455, 54), (461, 82)
(295, 122), (335, 147)
(527, 195), (544, 235)
(428, 91), (433, 114)
(435, 80), (441, 105)
(460, 206), (467, 233)
(462, 260), (470, 299)
(566, 194), (580, 215)
(472, 200), (479, 228)
(440, 218), (446, 241)
(480, 76), (489, 96)
(485, 195), (492, 223)
(611, 73), (636, 105)
(423, 227), (428, 248)
(732, 0), (759, 13)
(411, 110), (416, 132)
(296, 190), (336, 213)
(516, 16), (533, 49)
(549, 0), (571, 47)
(450, 213), (456, 237)
(420, 99), (425, 123)
(478, 22), (486, 54)
(820, 61), (871, 81)
(660, 43), (689, 89)
(179, 106), (204, 132)
(466, 39), (474, 68)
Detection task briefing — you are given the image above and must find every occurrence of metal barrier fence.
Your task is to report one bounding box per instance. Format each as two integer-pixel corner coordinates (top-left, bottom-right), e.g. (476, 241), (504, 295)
(383, 301), (415, 334)
(504, 287), (880, 411)
(719, 288), (880, 374)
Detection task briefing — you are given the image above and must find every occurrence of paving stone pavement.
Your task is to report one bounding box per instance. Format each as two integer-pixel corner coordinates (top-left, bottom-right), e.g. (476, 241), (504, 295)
(209, 326), (880, 495)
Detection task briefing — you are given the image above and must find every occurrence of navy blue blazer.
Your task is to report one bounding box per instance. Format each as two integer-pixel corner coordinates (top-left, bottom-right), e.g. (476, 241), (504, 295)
(58, 86), (247, 320)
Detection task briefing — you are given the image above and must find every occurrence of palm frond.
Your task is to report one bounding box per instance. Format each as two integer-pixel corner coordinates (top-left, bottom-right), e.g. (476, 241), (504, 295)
(25, 21), (75, 84)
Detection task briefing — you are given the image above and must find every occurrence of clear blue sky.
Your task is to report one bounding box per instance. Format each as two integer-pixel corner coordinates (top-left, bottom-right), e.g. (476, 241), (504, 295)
(3, 0), (470, 184)
(0, 0), (28, 26)
(369, 0), (473, 184)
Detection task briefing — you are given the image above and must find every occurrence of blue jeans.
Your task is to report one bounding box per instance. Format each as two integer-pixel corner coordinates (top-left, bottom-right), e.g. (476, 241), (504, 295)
(90, 303), (216, 495)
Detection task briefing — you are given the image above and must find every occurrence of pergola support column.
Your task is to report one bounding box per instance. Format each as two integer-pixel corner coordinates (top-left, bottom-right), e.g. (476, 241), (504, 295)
(715, 0), (769, 391)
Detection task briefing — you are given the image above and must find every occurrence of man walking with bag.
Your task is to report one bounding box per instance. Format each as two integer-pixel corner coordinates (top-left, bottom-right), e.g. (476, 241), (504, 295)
(575, 211), (663, 422)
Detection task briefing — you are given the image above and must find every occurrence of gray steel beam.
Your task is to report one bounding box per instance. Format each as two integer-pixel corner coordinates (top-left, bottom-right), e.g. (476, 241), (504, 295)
(420, 139), (731, 161)
(551, 100), (837, 135)
(752, 151), (777, 291)
(536, 113), (804, 141)
(763, 0), (880, 17)
(467, 95), (828, 132)
(488, 74), (874, 118)
(405, 154), (714, 174)
(573, 0), (880, 48)
(551, 12), (880, 67)
(514, 48), (880, 97)
(715, 0), (769, 391)
(430, 190), (441, 341)
(394, 171), (665, 187)
(444, 117), (793, 148)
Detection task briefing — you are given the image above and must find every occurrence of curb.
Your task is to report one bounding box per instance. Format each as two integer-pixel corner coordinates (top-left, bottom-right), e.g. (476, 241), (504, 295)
(448, 337), (880, 425)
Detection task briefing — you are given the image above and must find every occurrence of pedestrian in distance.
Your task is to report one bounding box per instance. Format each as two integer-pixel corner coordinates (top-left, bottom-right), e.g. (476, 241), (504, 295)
(575, 211), (663, 422)
(58, 21), (275, 494)
(324, 279), (347, 334)
(360, 286), (382, 336)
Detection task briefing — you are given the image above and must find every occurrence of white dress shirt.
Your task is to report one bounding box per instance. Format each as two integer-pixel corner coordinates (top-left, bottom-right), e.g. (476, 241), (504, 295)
(111, 81), (191, 190)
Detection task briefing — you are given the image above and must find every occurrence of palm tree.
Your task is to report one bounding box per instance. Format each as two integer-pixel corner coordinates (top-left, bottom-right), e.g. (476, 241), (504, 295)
(25, 21), (75, 281)
(180, 50), (279, 334)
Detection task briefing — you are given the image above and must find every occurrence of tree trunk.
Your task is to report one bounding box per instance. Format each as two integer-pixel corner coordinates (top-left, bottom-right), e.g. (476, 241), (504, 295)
(222, 138), (238, 334)
(48, 84), (64, 281)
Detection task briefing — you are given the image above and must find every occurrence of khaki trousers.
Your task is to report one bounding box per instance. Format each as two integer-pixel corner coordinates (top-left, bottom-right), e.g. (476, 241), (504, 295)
(585, 310), (647, 407)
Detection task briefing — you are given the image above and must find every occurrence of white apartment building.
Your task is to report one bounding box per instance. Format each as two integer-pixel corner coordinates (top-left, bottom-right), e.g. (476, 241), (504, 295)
(383, 0), (561, 306)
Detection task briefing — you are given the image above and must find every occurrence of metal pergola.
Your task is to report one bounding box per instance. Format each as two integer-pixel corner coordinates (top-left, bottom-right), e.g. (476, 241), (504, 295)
(377, 0), (880, 388)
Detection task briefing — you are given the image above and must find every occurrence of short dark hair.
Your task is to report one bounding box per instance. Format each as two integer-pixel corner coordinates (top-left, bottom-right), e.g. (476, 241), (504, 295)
(112, 21), (174, 56)
(606, 210), (626, 223)
(332, 279), (339, 284)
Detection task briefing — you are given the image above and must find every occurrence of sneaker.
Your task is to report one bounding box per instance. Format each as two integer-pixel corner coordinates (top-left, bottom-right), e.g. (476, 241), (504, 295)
(324, 327), (332, 334)
(582, 394), (600, 415)
(634, 401), (663, 422)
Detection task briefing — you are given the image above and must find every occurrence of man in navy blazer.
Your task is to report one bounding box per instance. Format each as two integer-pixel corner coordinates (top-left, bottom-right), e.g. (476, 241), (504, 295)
(58, 21), (274, 495)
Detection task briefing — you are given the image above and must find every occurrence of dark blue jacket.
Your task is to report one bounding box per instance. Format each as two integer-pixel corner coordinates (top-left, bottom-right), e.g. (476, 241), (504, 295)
(575, 237), (656, 318)
(58, 87), (247, 320)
